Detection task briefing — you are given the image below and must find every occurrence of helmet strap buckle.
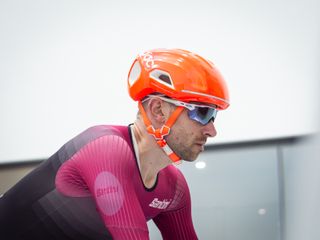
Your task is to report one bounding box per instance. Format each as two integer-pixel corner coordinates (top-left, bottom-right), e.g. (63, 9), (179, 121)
(138, 101), (183, 163)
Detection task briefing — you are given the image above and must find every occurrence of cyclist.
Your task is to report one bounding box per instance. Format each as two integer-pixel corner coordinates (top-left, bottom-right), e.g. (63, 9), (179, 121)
(0, 48), (229, 240)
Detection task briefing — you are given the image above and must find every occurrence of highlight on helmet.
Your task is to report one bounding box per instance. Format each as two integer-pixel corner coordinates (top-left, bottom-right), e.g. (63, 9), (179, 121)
(127, 48), (230, 110)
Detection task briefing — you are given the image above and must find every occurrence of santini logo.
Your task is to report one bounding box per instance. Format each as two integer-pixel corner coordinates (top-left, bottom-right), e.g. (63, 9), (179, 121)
(149, 198), (172, 209)
(96, 186), (119, 197)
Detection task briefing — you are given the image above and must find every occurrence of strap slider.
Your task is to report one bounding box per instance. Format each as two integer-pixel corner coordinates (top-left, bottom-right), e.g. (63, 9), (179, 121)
(147, 125), (170, 140)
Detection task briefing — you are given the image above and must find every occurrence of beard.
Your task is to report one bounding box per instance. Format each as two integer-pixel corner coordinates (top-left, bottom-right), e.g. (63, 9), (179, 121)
(166, 136), (205, 161)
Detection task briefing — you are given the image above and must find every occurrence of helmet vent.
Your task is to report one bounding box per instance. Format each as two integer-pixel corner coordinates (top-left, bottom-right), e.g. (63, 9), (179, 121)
(159, 74), (171, 85)
(128, 60), (141, 86)
(150, 69), (175, 89)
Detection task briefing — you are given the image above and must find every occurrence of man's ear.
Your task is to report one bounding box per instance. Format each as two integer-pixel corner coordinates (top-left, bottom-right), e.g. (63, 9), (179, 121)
(147, 98), (167, 124)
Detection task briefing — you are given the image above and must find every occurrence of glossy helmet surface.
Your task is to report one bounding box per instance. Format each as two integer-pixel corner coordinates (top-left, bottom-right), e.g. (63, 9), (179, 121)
(127, 48), (230, 110)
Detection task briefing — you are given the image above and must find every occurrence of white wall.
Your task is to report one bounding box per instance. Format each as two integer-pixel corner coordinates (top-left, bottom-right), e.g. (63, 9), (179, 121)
(1, 0), (319, 163)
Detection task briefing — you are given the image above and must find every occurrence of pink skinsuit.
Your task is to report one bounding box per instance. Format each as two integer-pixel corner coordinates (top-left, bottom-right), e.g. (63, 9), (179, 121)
(56, 125), (198, 240)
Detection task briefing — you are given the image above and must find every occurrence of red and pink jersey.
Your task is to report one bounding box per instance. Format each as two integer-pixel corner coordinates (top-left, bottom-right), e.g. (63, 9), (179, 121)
(55, 125), (198, 239)
(0, 125), (198, 240)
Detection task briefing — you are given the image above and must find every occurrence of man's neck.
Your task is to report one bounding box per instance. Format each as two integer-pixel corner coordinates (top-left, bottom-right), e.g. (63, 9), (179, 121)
(131, 120), (172, 188)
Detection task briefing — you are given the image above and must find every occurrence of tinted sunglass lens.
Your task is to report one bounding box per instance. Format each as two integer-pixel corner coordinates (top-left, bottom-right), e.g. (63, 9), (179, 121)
(188, 107), (217, 125)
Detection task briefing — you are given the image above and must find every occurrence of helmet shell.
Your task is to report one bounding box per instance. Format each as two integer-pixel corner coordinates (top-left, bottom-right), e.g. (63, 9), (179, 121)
(127, 48), (230, 110)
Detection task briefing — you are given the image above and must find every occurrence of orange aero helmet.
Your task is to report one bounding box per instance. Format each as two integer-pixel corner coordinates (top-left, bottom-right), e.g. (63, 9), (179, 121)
(127, 48), (230, 110)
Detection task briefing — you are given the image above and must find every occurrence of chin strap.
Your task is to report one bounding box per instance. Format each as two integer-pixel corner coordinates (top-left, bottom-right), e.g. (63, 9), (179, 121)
(138, 101), (184, 163)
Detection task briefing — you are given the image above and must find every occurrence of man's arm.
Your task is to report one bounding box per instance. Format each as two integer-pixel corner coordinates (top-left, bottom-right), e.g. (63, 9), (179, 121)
(56, 134), (149, 240)
(152, 170), (198, 240)
(153, 206), (198, 240)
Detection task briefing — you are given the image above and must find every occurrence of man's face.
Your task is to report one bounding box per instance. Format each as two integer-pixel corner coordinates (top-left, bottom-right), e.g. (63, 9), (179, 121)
(165, 108), (217, 161)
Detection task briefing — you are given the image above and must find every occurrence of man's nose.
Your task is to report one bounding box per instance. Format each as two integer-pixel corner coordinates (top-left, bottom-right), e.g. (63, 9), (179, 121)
(203, 121), (217, 137)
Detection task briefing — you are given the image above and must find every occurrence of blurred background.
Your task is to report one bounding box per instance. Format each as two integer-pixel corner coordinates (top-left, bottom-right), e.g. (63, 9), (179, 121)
(0, 0), (319, 239)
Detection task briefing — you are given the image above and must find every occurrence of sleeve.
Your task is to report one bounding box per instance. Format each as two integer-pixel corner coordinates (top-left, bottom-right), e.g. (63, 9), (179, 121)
(56, 134), (149, 240)
(152, 171), (198, 240)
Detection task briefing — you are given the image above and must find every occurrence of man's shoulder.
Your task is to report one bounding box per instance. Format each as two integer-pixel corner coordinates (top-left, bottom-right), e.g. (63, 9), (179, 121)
(81, 125), (128, 138)
(73, 125), (130, 145)
(54, 125), (131, 164)
(162, 165), (187, 183)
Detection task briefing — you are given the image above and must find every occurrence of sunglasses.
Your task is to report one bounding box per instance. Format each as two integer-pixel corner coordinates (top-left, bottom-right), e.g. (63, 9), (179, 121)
(145, 95), (218, 125)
